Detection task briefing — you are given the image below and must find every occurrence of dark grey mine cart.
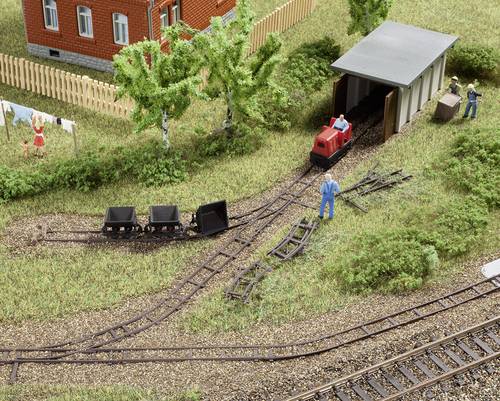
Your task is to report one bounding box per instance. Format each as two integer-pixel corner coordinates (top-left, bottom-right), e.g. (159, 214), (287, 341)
(145, 205), (181, 232)
(102, 206), (142, 237)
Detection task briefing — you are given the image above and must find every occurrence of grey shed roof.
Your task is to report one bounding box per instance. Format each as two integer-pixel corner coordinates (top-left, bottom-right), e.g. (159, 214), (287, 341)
(331, 21), (458, 88)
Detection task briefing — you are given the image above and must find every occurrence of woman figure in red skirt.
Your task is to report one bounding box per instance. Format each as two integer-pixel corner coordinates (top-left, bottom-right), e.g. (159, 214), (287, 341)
(32, 114), (46, 157)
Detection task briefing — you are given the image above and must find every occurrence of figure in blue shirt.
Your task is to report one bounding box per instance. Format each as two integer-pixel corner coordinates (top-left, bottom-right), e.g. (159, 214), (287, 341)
(319, 173), (340, 220)
(332, 114), (349, 133)
(462, 84), (482, 119)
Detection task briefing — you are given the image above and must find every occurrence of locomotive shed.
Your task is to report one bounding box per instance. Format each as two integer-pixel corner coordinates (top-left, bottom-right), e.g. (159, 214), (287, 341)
(331, 21), (458, 141)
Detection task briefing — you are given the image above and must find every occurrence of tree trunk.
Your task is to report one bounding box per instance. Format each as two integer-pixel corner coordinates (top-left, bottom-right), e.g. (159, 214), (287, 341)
(223, 90), (234, 133)
(162, 110), (170, 150)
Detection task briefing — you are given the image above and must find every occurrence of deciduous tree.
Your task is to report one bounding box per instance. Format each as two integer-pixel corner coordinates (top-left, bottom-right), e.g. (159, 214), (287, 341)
(192, 0), (282, 134)
(113, 23), (201, 150)
(347, 0), (393, 36)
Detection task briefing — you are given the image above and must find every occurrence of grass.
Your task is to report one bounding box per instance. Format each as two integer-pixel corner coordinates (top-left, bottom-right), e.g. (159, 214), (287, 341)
(183, 83), (500, 333)
(0, 386), (201, 401)
(0, 238), (212, 324)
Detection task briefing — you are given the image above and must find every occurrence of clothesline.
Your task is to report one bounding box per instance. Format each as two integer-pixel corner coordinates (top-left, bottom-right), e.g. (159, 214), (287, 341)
(0, 99), (79, 155)
(0, 100), (76, 134)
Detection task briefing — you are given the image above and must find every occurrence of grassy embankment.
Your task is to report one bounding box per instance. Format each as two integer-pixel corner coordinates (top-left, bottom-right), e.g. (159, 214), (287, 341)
(0, 386), (200, 401)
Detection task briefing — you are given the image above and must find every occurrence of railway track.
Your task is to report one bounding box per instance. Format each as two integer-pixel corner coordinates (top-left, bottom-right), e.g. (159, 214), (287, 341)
(2, 274), (498, 383)
(285, 315), (500, 401)
(41, 167), (320, 347)
(1, 115), (385, 383)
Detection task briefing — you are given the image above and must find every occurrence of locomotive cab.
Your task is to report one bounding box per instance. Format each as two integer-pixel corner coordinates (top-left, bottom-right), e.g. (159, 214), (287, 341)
(310, 118), (353, 170)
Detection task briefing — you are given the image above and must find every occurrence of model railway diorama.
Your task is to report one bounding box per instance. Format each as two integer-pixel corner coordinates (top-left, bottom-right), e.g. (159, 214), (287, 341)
(1, 0), (498, 400)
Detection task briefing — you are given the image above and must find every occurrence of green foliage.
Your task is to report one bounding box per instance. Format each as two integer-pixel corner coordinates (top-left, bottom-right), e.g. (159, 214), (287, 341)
(193, 0), (282, 132)
(194, 122), (265, 157)
(113, 23), (202, 148)
(448, 44), (499, 79)
(444, 129), (500, 208)
(332, 228), (439, 294)
(0, 166), (47, 202)
(260, 36), (341, 131)
(138, 149), (187, 187)
(0, 141), (188, 202)
(347, 0), (393, 36)
(431, 197), (489, 257)
(52, 154), (117, 192)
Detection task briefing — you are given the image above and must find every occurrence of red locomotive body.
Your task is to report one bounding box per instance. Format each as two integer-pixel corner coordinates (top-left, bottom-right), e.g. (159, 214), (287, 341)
(310, 117), (353, 169)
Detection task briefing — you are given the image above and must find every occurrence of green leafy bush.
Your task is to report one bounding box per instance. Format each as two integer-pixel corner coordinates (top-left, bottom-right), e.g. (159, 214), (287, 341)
(332, 228), (439, 294)
(0, 166), (48, 202)
(444, 129), (500, 208)
(195, 123), (265, 157)
(138, 150), (187, 187)
(0, 140), (188, 202)
(259, 36), (341, 131)
(448, 44), (498, 78)
(52, 153), (117, 192)
(431, 197), (489, 257)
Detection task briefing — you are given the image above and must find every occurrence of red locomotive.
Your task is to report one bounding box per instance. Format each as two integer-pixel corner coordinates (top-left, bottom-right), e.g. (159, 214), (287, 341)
(310, 117), (353, 169)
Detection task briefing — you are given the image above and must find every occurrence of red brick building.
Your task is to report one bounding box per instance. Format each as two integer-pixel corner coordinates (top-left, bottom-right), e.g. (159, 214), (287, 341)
(22, 0), (236, 72)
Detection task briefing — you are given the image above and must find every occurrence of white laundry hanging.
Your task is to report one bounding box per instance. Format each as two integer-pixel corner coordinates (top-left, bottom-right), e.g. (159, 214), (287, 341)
(61, 119), (76, 134)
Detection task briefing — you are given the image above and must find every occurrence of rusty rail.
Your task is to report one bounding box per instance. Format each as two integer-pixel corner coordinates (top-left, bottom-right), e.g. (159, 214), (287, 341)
(268, 219), (318, 260)
(225, 261), (273, 303)
(1, 274), (498, 384)
(285, 315), (499, 401)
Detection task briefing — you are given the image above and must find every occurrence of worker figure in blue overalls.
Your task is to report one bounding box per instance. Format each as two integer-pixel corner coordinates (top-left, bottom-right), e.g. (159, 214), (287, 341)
(319, 173), (340, 220)
(462, 84), (482, 119)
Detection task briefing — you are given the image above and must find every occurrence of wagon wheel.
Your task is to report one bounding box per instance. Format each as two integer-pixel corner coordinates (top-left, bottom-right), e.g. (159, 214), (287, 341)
(111, 226), (120, 239)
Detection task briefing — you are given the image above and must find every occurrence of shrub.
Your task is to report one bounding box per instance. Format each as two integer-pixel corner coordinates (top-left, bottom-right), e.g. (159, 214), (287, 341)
(431, 196), (489, 257)
(444, 129), (500, 208)
(138, 150), (187, 187)
(195, 123), (265, 158)
(0, 166), (48, 202)
(52, 153), (117, 192)
(0, 140), (188, 202)
(259, 36), (341, 131)
(332, 228), (439, 294)
(448, 44), (498, 78)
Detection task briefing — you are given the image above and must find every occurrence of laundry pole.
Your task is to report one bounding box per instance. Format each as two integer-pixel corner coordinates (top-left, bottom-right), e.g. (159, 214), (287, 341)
(0, 99), (10, 142)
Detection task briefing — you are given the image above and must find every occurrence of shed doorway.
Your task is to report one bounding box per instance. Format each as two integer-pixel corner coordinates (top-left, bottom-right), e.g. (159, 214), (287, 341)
(332, 74), (397, 143)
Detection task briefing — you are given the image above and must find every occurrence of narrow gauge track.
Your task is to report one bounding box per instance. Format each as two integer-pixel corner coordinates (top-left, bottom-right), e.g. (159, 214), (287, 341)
(40, 190), (318, 245)
(285, 315), (500, 401)
(23, 166), (323, 353)
(2, 274), (498, 383)
(1, 116), (382, 382)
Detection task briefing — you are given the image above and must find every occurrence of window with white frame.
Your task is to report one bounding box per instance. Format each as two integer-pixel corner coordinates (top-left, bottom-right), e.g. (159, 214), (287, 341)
(160, 7), (169, 28)
(172, 1), (180, 24)
(43, 0), (58, 31)
(113, 13), (129, 45)
(77, 6), (93, 37)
